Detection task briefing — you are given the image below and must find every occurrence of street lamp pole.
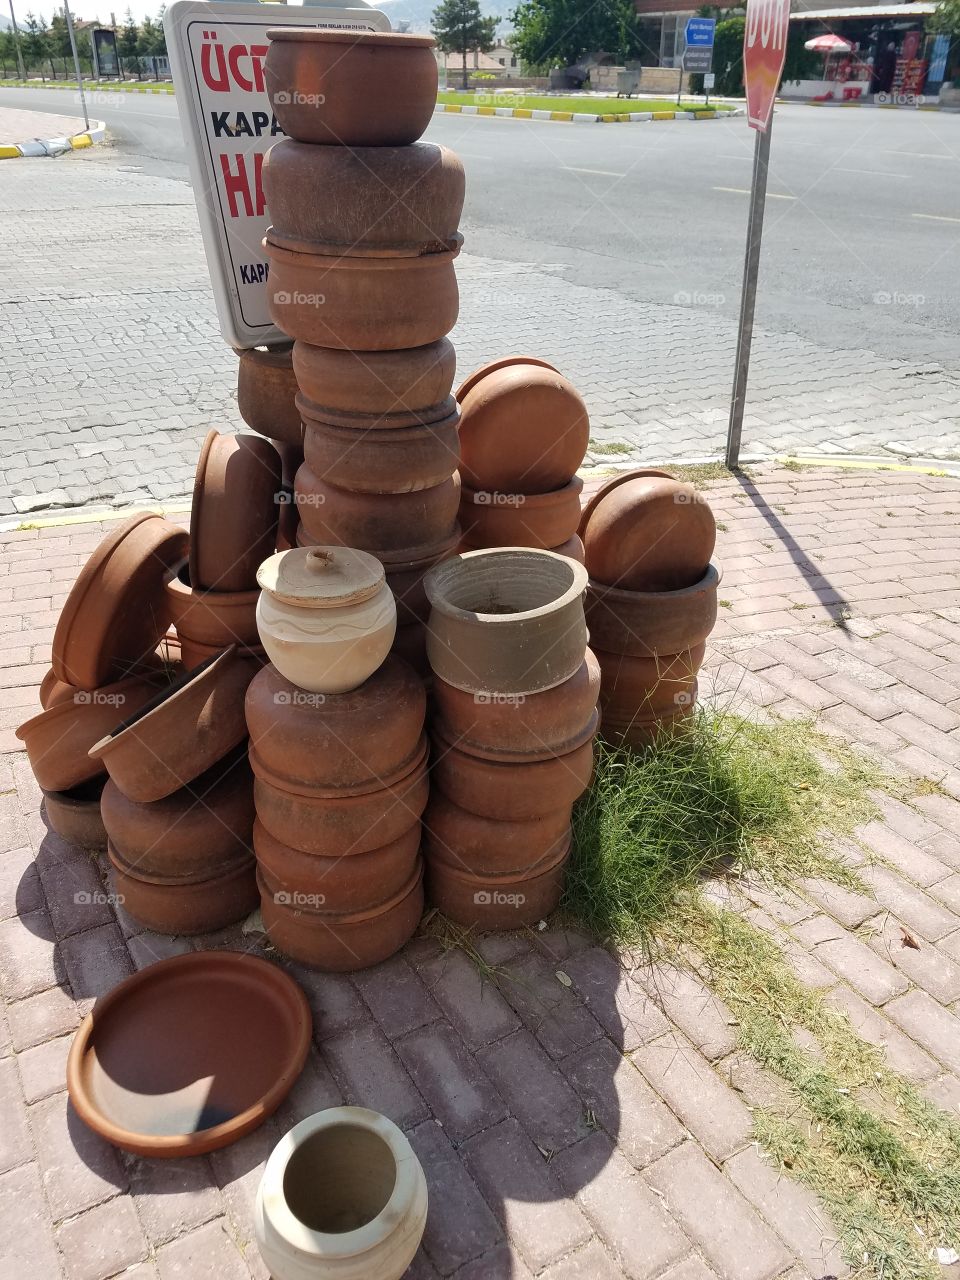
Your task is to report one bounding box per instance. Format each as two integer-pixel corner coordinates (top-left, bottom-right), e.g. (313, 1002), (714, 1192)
(62, 0), (90, 131)
(8, 1), (27, 80)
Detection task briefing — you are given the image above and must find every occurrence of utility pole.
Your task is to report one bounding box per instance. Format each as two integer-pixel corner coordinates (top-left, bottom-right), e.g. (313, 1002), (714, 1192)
(8, 1), (27, 80)
(62, 0), (90, 130)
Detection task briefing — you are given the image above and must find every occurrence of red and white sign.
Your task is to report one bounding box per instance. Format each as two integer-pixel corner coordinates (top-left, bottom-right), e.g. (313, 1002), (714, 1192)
(164, 2), (390, 349)
(743, 0), (790, 132)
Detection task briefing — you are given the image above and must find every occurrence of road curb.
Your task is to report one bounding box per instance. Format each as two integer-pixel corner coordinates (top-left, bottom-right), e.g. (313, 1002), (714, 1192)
(0, 79), (174, 95)
(434, 103), (743, 124)
(0, 119), (106, 158)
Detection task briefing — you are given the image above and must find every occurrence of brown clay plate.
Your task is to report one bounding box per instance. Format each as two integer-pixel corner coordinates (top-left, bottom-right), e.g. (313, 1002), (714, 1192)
(67, 952), (311, 1158)
(455, 355), (559, 404)
(577, 467), (678, 539)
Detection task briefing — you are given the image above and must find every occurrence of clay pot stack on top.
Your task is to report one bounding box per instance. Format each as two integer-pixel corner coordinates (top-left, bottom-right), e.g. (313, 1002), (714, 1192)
(422, 548), (596, 929)
(580, 471), (720, 747)
(456, 358), (590, 564)
(261, 29), (463, 678)
(248, 548), (426, 971)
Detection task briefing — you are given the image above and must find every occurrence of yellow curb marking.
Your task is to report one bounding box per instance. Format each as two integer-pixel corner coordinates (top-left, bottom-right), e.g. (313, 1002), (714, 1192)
(0, 144), (19, 158)
(550, 111), (573, 121)
(513, 108), (532, 118)
(71, 134), (92, 148)
(477, 106), (495, 116)
(778, 455), (958, 478)
(9, 502), (190, 532)
(652, 111), (675, 120)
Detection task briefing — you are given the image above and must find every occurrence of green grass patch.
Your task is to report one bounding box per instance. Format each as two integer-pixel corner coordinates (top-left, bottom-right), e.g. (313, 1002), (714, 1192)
(589, 439), (633, 457)
(436, 91), (727, 116)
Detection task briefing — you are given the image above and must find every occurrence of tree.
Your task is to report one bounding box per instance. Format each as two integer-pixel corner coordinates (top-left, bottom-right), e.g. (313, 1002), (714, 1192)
(0, 29), (18, 77)
(509, 0), (641, 74)
(22, 12), (50, 79)
(711, 15), (744, 97)
(118, 6), (140, 78)
(432, 0), (499, 89)
(49, 11), (71, 77)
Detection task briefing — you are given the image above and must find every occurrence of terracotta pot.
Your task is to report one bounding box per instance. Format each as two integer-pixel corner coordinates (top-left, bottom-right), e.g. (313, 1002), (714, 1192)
(302, 412), (460, 495)
(595, 644), (705, 717)
(265, 237), (460, 351)
(165, 563), (260, 649)
(52, 513), (189, 689)
(293, 340), (456, 429)
(42, 778), (107, 850)
(457, 362), (589, 494)
(295, 463), (460, 555)
(425, 549), (589, 696)
(583, 473), (716, 591)
(551, 533), (585, 564)
(237, 344), (304, 446)
(601, 696), (697, 750)
(177, 636), (267, 672)
(265, 28), (438, 147)
(258, 862), (423, 971)
(458, 478), (582, 550)
(274, 441), (305, 490)
(390, 623), (430, 679)
(39, 669), (79, 710)
(432, 649), (600, 762)
(432, 727), (593, 820)
(254, 819), (420, 915)
(426, 841), (569, 929)
(297, 521), (460, 572)
(17, 675), (163, 792)
(101, 750), (255, 880)
(245, 656), (425, 795)
(89, 648), (258, 803)
(265, 140), (463, 256)
(253, 751), (429, 856)
(423, 790), (571, 876)
(67, 951), (311, 1158)
(109, 843), (258, 935)
(276, 493), (301, 554)
(456, 355), (559, 401)
(255, 1107), (427, 1280)
(577, 468), (676, 537)
(255, 548), (397, 695)
(584, 565), (721, 658)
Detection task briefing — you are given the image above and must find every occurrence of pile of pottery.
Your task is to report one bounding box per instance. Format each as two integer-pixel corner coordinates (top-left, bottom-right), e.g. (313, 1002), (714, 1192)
(456, 357), (590, 564)
(422, 548), (597, 928)
(261, 28), (462, 677)
(247, 547), (426, 970)
(580, 471), (719, 746)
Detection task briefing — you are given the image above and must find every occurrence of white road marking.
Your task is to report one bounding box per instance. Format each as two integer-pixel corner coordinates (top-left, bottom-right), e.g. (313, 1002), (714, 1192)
(564, 166), (625, 177)
(913, 212), (960, 223)
(713, 186), (796, 199)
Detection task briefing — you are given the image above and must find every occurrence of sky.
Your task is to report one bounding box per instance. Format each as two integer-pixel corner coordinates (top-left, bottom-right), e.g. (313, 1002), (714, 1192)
(3, 0), (469, 32)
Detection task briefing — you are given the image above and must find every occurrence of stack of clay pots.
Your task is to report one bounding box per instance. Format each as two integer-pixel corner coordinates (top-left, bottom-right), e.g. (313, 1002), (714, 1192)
(167, 429), (281, 670)
(261, 29), (463, 678)
(456, 357), (590, 564)
(581, 471), (720, 746)
(247, 548), (426, 970)
(422, 548), (596, 929)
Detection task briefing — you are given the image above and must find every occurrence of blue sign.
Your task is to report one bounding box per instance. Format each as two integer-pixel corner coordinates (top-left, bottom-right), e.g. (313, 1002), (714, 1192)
(930, 33), (949, 82)
(685, 17), (716, 48)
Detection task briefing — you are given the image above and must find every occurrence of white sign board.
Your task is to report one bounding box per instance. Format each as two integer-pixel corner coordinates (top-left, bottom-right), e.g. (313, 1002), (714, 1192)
(164, 1), (390, 349)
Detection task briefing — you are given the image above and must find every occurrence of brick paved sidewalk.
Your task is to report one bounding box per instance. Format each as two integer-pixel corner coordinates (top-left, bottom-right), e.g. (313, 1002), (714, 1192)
(0, 107), (89, 146)
(2, 462), (960, 1280)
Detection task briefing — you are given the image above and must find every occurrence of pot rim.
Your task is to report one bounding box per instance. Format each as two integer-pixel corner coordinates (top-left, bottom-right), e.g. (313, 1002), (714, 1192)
(267, 26), (435, 47)
(257, 1104), (426, 1259)
(258, 859), (422, 925)
(578, 467), (678, 536)
(265, 225), (461, 260)
(298, 396), (460, 439)
(424, 548), (588, 624)
(587, 561), (723, 605)
(16, 671), (164, 747)
(456, 355), (559, 403)
(460, 475), (583, 508)
(427, 835), (571, 886)
(296, 522), (461, 569)
(433, 704), (599, 765)
(165, 561), (262, 610)
(263, 235), (461, 270)
(108, 841), (255, 887)
(249, 734), (428, 800)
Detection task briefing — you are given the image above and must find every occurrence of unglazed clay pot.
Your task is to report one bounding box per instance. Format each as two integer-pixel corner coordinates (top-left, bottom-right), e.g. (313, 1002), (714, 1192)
(101, 750), (255, 880)
(189, 430), (282, 592)
(302, 412), (460, 495)
(292, 340), (456, 430)
(297, 522), (460, 573)
(390, 623), (429, 678)
(426, 841), (570, 929)
(577, 468), (676, 537)
(246, 656), (425, 794)
(265, 28), (438, 147)
(165, 563), (260, 648)
(424, 790), (572, 876)
(457, 363), (589, 494)
(253, 820), (421, 915)
(258, 863), (424, 971)
(583, 473), (716, 591)
(425, 549), (588, 696)
(252, 750), (429, 856)
(39, 669), (81, 710)
(255, 1108), (428, 1280)
(595, 644), (705, 717)
(237, 343), (304, 446)
(17, 674), (163, 792)
(109, 844), (259, 935)
(265, 141), (464, 256)
(432, 649), (600, 762)
(458, 478), (582, 550)
(89, 648), (258, 803)
(52, 513), (189, 689)
(255, 548), (397, 695)
(42, 778), (107, 850)
(295, 464), (460, 556)
(601, 695), (697, 750)
(550, 534), (585, 564)
(178, 637), (267, 673)
(584, 564), (721, 658)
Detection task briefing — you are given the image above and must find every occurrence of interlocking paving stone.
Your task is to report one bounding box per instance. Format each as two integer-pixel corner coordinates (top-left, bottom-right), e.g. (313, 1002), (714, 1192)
(57, 1195), (149, 1280)
(884, 989), (960, 1070)
(0, 1162), (62, 1280)
(408, 1119), (504, 1276)
(396, 1020), (507, 1143)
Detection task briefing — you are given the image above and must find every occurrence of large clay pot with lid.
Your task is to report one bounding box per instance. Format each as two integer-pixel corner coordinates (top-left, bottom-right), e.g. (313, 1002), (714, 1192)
(264, 141), (464, 256)
(585, 565), (721, 658)
(424, 790), (571, 876)
(302, 412), (460, 495)
(165, 563), (261, 648)
(236, 344), (304, 446)
(293, 340), (456, 430)
(425, 549), (589, 697)
(457, 361), (589, 494)
(426, 841), (569, 929)
(432, 727), (594, 820)
(108, 844), (258, 935)
(458, 477), (583, 550)
(265, 238), (460, 351)
(245, 656), (425, 794)
(255, 548), (397, 695)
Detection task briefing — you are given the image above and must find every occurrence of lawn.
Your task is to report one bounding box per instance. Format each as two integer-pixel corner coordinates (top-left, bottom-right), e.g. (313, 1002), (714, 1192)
(437, 90), (728, 116)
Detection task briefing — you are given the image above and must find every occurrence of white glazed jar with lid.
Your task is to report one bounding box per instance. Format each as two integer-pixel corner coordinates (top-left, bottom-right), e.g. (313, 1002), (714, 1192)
(256, 547), (397, 694)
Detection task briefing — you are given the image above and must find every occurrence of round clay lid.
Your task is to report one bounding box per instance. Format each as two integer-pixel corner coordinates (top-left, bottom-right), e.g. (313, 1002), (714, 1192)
(456, 355), (559, 403)
(267, 27), (435, 47)
(257, 546), (385, 608)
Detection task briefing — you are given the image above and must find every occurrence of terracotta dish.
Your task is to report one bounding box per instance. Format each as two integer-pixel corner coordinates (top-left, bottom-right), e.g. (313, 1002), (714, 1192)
(66, 951), (311, 1157)
(189, 430), (282, 592)
(236, 344), (304, 446)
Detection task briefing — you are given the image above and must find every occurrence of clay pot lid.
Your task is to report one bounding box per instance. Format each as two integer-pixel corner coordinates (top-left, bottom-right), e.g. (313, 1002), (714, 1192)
(578, 467), (678, 537)
(257, 547), (386, 608)
(456, 355), (559, 403)
(66, 951), (311, 1158)
(267, 27), (435, 47)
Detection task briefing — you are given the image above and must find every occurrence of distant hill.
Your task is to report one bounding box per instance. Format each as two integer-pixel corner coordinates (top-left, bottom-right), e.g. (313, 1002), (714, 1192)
(375, 0), (509, 37)
(0, 14), (11, 29)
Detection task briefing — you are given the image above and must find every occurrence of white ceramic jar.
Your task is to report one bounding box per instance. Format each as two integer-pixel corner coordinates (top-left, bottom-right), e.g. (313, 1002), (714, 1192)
(255, 1107), (429, 1280)
(256, 548), (397, 694)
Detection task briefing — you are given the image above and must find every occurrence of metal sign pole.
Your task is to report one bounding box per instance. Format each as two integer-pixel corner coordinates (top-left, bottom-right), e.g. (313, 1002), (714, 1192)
(725, 113), (772, 469)
(62, 0), (90, 129)
(9, 1), (27, 79)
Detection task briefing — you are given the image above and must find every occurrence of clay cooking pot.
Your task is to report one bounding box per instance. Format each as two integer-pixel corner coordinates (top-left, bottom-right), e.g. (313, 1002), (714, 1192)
(426, 841), (569, 929)
(295, 464), (460, 555)
(236, 344), (304, 446)
(42, 778), (107, 850)
(109, 844), (259, 935)
(302, 411), (460, 495)
(292, 340), (456, 430)
(584, 564), (721, 658)
(424, 790), (572, 876)
(458, 477), (583, 550)
(165, 563), (260, 648)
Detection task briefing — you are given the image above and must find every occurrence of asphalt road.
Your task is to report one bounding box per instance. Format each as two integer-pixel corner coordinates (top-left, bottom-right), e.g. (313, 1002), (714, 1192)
(3, 85), (959, 368)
